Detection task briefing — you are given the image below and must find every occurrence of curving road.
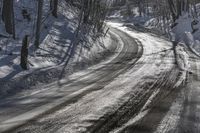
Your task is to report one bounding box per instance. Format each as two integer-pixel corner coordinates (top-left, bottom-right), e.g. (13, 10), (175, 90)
(1, 23), (199, 133)
(0, 27), (142, 133)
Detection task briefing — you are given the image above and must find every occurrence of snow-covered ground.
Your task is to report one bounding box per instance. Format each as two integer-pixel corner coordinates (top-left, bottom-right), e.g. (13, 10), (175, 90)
(0, 0), (114, 98)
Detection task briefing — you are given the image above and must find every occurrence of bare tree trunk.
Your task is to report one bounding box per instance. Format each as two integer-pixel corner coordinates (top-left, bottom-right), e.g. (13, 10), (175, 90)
(168, 0), (177, 22)
(34, 0), (44, 48)
(186, 0), (189, 12)
(52, 0), (58, 18)
(0, 0), (3, 24)
(83, 0), (89, 23)
(20, 35), (29, 70)
(176, 0), (182, 18)
(2, 0), (15, 38)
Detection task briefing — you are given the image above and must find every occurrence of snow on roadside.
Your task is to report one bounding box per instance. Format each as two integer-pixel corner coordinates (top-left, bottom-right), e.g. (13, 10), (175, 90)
(145, 13), (200, 59)
(0, 33), (115, 98)
(183, 32), (200, 57)
(0, 0), (115, 98)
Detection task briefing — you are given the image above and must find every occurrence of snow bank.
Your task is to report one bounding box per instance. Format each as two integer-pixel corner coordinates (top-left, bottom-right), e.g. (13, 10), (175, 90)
(144, 13), (200, 58)
(183, 32), (200, 57)
(0, 0), (115, 98)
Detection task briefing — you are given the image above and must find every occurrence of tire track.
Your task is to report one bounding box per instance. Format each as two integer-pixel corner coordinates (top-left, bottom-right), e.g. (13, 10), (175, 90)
(7, 27), (143, 133)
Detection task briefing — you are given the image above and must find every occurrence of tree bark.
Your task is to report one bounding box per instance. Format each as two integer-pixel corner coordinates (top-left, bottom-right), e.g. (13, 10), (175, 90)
(168, 0), (177, 22)
(20, 35), (29, 70)
(52, 0), (58, 18)
(34, 0), (44, 48)
(2, 0), (15, 38)
(176, 0), (182, 18)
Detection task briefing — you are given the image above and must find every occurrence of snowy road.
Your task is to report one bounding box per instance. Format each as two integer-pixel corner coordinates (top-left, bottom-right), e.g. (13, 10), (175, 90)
(0, 26), (142, 132)
(0, 23), (199, 133)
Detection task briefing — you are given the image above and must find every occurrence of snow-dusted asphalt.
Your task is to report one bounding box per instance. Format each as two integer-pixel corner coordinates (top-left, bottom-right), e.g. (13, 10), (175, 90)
(0, 23), (200, 133)
(0, 26), (142, 132)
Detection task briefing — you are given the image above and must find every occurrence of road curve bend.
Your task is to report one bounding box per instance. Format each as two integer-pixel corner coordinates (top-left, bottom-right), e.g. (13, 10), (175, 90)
(0, 27), (142, 133)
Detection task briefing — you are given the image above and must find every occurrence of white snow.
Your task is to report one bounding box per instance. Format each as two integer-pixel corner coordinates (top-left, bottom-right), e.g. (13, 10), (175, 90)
(0, 0), (114, 98)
